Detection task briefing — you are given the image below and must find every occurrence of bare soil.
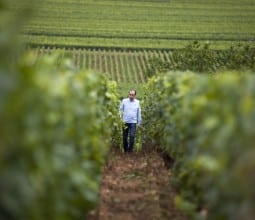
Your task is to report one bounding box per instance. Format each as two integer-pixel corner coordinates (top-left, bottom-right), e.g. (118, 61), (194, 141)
(88, 146), (188, 220)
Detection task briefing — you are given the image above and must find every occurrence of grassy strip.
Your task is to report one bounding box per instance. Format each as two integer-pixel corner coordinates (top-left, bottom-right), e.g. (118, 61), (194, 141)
(23, 35), (255, 50)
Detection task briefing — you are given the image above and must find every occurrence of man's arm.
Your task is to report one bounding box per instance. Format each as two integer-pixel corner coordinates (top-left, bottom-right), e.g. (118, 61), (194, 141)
(119, 100), (124, 119)
(137, 101), (141, 126)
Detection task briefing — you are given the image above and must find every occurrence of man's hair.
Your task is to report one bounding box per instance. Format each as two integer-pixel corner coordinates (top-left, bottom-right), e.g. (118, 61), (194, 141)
(129, 89), (136, 95)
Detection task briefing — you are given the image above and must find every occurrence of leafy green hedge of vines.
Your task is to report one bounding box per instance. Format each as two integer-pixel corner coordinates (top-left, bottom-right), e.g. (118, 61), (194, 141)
(0, 51), (121, 220)
(0, 0), (121, 218)
(146, 41), (255, 77)
(143, 71), (255, 220)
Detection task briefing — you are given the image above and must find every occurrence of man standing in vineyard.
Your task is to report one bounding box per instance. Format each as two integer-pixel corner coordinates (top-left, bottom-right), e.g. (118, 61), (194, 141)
(119, 89), (142, 153)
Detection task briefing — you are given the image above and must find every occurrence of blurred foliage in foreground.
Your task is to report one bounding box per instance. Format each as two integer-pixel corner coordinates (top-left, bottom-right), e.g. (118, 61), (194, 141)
(0, 0), (121, 219)
(143, 71), (255, 220)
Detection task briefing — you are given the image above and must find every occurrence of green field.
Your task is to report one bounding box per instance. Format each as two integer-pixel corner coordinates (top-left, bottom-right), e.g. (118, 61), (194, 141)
(7, 0), (255, 85)
(10, 0), (255, 49)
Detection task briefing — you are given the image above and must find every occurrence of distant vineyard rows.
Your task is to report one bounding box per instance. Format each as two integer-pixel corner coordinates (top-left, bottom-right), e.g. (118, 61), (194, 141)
(31, 46), (174, 83)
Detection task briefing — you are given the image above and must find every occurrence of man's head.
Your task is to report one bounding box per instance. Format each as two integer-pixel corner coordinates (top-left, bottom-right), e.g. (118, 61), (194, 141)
(128, 89), (136, 101)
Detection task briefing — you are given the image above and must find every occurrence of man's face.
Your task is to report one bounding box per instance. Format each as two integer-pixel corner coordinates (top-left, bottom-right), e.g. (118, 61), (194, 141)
(129, 91), (136, 101)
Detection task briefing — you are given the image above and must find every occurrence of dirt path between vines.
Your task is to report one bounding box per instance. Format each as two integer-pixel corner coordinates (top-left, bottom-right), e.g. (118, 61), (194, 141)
(88, 146), (187, 220)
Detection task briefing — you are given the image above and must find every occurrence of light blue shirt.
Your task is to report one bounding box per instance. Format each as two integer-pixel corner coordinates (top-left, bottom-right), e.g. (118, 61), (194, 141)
(119, 98), (141, 126)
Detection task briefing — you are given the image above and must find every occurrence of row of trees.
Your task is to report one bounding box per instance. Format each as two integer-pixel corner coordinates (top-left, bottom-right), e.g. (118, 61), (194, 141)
(146, 41), (255, 77)
(0, 50), (123, 219)
(142, 71), (255, 220)
(1, 1), (122, 217)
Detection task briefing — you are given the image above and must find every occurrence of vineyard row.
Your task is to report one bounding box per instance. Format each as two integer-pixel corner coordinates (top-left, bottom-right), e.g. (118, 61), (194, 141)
(30, 46), (175, 83)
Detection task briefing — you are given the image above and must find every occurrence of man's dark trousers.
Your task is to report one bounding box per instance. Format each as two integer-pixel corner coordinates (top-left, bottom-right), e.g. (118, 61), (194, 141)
(123, 123), (136, 152)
